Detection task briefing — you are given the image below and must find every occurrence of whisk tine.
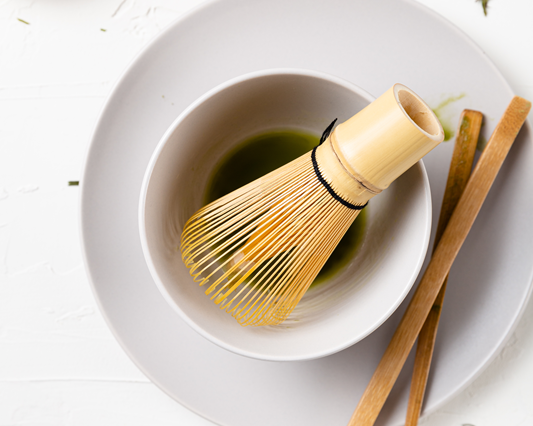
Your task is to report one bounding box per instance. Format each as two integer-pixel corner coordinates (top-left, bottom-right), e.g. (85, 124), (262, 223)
(180, 157), (314, 253)
(192, 176), (322, 291)
(260, 202), (354, 319)
(213, 180), (322, 297)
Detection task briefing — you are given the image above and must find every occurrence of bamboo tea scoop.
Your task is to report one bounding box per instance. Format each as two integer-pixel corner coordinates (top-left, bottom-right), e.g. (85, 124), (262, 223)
(348, 96), (531, 426)
(406, 109), (482, 425)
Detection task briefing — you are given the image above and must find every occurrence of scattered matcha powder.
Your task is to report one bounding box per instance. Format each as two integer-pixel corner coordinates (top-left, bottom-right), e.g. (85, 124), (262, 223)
(100, 28), (107, 32)
(434, 94), (467, 111)
(68, 181), (79, 186)
(17, 18), (30, 25)
(432, 93), (466, 141)
(476, 0), (490, 16)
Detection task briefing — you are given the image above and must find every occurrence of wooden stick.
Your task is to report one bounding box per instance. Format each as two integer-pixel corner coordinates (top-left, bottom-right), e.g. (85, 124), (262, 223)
(405, 110), (482, 426)
(347, 96), (531, 426)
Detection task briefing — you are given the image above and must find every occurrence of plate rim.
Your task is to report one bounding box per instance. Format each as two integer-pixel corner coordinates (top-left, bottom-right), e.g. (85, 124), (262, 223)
(79, 0), (533, 424)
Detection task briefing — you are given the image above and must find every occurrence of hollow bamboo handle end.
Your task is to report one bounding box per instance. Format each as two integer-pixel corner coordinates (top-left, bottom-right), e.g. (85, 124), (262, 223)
(333, 84), (444, 190)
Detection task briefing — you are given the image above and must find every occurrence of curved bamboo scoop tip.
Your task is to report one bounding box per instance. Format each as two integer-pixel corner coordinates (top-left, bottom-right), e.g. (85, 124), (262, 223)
(332, 84), (444, 191)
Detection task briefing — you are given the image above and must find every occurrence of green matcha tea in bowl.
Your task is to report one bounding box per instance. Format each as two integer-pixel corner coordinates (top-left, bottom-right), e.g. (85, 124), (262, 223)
(139, 69), (442, 361)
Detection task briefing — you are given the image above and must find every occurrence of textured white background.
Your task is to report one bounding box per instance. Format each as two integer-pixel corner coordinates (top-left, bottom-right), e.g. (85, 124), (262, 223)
(1, 0), (533, 425)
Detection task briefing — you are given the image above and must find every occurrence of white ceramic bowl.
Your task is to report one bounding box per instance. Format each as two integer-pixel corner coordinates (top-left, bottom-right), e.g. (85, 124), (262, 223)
(139, 69), (432, 361)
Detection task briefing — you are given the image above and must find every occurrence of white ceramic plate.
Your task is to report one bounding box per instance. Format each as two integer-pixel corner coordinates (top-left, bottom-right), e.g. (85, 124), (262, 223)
(81, 0), (533, 425)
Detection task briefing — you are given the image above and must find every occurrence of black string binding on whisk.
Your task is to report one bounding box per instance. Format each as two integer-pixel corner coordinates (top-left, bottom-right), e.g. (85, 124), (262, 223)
(312, 118), (367, 210)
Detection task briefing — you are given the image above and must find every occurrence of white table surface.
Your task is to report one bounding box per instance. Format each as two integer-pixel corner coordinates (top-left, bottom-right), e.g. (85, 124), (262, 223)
(1, 0), (532, 425)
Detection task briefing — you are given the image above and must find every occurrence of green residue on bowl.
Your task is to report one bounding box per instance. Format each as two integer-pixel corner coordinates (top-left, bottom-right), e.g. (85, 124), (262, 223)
(205, 129), (367, 284)
(436, 119), (455, 142)
(432, 93), (466, 141)
(205, 130), (318, 203)
(476, 134), (488, 152)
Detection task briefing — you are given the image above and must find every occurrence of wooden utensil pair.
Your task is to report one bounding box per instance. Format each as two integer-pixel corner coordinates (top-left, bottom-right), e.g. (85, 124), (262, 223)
(348, 96), (531, 426)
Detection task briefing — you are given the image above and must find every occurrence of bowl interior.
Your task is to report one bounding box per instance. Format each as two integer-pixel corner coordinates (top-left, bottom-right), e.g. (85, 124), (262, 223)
(140, 70), (431, 361)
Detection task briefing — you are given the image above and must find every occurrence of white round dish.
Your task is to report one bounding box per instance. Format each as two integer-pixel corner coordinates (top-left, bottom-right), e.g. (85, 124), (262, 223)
(139, 68), (432, 361)
(80, 0), (533, 425)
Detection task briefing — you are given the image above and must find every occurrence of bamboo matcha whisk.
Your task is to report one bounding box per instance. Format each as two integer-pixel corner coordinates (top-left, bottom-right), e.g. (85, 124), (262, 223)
(180, 84), (444, 326)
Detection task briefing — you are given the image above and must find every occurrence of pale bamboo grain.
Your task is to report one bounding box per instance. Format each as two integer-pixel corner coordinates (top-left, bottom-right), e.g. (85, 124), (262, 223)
(347, 96), (531, 426)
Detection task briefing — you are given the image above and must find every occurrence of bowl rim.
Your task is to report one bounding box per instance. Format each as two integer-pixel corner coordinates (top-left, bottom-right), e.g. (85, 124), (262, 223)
(139, 68), (432, 361)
